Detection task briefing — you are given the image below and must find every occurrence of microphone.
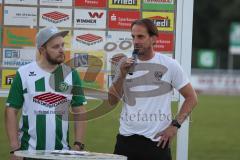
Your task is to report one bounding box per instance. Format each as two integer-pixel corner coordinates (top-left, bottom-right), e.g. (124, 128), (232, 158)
(128, 48), (139, 75)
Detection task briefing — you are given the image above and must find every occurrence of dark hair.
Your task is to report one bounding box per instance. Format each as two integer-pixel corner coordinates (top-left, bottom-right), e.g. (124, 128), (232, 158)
(131, 18), (159, 37)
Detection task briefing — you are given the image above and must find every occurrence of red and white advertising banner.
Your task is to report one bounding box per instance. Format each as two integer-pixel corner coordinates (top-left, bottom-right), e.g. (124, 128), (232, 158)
(72, 30), (106, 51)
(75, 0), (107, 8)
(154, 33), (174, 53)
(108, 10), (140, 30)
(74, 9), (106, 29)
(39, 8), (72, 27)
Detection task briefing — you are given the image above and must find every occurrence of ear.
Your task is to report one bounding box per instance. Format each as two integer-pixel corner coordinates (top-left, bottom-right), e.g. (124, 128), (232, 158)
(36, 50), (41, 61)
(38, 46), (46, 54)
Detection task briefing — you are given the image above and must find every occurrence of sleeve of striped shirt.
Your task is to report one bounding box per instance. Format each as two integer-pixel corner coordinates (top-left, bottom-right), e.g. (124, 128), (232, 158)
(71, 69), (87, 107)
(6, 71), (24, 109)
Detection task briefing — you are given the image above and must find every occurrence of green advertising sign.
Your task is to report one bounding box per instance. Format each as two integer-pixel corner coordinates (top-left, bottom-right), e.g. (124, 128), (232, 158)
(143, 0), (175, 10)
(229, 22), (240, 55)
(197, 50), (216, 68)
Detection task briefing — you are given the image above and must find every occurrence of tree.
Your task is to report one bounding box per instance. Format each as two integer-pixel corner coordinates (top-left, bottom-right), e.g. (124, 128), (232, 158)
(192, 0), (240, 69)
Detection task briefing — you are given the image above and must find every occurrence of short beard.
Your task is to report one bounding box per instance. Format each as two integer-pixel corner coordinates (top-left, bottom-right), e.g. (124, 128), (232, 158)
(138, 47), (151, 56)
(45, 51), (64, 65)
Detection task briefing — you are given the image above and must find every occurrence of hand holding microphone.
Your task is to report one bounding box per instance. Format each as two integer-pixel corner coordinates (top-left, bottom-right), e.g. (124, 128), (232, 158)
(118, 48), (139, 78)
(128, 48), (139, 75)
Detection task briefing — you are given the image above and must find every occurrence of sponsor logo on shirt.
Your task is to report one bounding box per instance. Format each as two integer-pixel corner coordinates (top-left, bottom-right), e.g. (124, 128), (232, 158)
(59, 82), (69, 92)
(33, 92), (68, 108)
(29, 71), (36, 76)
(154, 71), (163, 81)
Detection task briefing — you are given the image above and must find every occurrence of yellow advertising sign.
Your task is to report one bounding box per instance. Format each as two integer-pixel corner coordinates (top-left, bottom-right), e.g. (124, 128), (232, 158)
(64, 50), (71, 64)
(1, 69), (16, 89)
(62, 29), (71, 50)
(143, 12), (174, 32)
(88, 51), (104, 72)
(109, 0), (141, 9)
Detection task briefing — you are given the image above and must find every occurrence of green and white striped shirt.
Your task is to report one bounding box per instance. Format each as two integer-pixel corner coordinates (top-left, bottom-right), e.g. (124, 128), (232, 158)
(6, 61), (86, 150)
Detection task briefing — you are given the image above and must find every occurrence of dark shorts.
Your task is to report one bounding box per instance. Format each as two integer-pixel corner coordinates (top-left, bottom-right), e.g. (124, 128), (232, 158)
(114, 134), (172, 160)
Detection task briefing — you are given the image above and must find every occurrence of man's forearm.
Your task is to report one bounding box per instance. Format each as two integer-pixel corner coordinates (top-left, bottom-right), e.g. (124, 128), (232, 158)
(5, 107), (20, 150)
(174, 83), (198, 125)
(108, 76), (125, 106)
(176, 95), (198, 124)
(74, 120), (86, 143)
(73, 107), (86, 143)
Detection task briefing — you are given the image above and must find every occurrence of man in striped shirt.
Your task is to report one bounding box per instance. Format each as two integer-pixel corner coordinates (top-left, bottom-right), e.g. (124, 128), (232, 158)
(5, 26), (87, 159)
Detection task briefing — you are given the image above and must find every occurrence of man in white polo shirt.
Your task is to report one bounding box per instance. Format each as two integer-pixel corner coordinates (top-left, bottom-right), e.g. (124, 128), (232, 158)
(108, 19), (198, 160)
(5, 26), (87, 159)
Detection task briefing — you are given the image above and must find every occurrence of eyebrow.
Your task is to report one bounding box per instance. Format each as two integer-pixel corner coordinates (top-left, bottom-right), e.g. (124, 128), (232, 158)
(52, 42), (64, 47)
(131, 34), (144, 37)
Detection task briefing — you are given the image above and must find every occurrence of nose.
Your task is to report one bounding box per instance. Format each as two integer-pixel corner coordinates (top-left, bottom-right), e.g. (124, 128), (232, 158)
(133, 38), (141, 47)
(133, 38), (138, 45)
(59, 45), (65, 53)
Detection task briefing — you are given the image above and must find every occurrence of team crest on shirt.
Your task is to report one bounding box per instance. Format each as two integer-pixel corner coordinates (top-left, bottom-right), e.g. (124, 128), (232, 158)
(154, 71), (163, 81)
(29, 71), (36, 76)
(33, 92), (68, 108)
(59, 82), (69, 92)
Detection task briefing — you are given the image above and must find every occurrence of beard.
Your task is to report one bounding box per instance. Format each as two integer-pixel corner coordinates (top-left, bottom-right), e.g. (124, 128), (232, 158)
(135, 45), (151, 56)
(45, 51), (65, 65)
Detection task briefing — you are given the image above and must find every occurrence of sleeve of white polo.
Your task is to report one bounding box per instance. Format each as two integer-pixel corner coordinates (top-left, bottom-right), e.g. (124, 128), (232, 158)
(171, 59), (190, 90)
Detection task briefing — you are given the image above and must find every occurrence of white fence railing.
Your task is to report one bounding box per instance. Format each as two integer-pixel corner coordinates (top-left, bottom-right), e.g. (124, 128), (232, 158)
(191, 69), (240, 95)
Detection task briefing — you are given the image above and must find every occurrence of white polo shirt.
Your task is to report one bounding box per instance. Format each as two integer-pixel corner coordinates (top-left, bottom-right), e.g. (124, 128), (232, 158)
(116, 53), (189, 141)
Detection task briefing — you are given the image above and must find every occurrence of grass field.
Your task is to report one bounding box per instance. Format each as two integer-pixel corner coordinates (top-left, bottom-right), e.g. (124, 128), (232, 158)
(0, 95), (240, 160)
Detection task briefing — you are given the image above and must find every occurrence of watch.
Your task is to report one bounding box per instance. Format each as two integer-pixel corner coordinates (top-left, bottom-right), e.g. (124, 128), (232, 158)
(74, 141), (85, 150)
(171, 119), (181, 129)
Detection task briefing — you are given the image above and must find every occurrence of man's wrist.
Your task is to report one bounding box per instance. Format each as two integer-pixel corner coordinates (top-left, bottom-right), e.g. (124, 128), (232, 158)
(171, 119), (181, 129)
(10, 143), (20, 151)
(119, 72), (127, 80)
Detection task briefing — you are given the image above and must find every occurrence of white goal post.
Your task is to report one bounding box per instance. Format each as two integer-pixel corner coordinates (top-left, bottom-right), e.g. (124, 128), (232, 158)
(175, 0), (195, 160)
